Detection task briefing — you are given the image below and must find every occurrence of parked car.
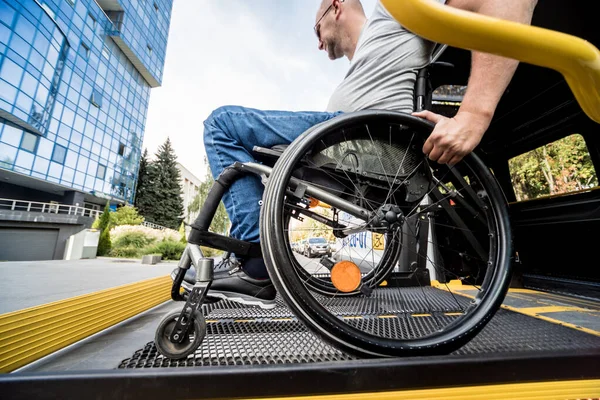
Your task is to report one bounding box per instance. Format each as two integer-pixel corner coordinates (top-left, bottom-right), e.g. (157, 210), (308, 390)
(304, 237), (331, 258)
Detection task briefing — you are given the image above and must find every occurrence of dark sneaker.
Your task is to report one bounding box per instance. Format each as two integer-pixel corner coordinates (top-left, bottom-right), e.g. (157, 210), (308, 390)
(207, 265), (276, 309)
(170, 260), (276, 309)
(170, 256), (240, 293)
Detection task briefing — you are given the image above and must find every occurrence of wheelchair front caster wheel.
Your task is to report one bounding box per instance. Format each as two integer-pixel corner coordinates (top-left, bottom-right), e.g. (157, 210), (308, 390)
(154, 310), (206, 360)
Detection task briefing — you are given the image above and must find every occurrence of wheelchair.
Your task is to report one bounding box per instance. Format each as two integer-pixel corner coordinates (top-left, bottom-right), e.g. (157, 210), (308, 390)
(153, 47), (514, 359)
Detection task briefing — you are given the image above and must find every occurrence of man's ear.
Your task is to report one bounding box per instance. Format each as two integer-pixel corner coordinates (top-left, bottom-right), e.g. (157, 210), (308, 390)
(333, 0), (344, 18)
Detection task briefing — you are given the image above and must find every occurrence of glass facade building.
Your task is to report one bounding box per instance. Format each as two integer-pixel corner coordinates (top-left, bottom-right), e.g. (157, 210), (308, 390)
(0, 0), (172, 207)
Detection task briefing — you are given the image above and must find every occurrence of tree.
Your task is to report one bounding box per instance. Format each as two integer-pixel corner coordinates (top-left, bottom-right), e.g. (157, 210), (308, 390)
(151, 138), (184, 230)
(179, 221), (187, 244)
(188, 159), (230, 235)
(509, 134), (598, 201)
(134, 149), (158, 221)
(97, 201), (112, 256)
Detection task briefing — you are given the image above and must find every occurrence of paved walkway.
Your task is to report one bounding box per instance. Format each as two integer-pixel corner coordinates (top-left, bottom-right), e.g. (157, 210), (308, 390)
(0, 257), (177, 314)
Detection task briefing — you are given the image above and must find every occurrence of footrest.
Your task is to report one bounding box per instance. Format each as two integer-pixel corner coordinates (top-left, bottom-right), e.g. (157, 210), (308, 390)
(188, 228), (262, 258)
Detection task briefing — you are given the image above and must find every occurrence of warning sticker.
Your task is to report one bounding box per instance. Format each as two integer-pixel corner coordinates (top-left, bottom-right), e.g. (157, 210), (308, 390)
(372, 233), (385, 250)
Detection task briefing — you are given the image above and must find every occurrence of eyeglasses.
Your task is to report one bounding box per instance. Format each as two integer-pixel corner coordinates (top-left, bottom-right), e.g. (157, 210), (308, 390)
(314, 0), (344, 41)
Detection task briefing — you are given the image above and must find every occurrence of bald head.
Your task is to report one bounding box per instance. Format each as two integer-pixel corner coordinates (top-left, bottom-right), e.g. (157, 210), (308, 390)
(317, 0), (364, 16)
(314, 0), (367, 61)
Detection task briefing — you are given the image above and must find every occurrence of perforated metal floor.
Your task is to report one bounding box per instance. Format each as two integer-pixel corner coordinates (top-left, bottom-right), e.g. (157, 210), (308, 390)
(118, 287), (600, 369)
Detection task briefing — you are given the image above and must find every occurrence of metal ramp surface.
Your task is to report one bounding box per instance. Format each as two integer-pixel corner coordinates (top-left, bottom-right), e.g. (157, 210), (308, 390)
(118, 287), (600, 369)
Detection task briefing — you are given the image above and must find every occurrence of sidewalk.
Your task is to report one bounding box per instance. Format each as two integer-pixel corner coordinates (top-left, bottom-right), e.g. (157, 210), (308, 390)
(0, 257), (177, 314)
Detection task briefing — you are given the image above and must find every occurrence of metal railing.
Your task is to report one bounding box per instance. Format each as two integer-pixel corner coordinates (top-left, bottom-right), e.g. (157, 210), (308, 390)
(0, 198), (102, 219)
(141, 220), (167, 230)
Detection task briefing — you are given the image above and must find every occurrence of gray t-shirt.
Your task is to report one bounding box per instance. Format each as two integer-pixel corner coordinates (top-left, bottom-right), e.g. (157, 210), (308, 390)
(326, 0), (445, 113)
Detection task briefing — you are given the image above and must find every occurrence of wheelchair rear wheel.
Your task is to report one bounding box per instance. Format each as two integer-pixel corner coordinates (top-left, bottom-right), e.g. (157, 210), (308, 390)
(260, 110), (512, 357)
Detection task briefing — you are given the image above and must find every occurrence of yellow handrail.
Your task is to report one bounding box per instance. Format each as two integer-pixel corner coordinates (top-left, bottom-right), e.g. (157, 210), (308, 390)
(381, 0), (600, 123)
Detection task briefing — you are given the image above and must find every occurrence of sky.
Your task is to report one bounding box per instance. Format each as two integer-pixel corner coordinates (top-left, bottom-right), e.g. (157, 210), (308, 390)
(142, 0), (377, 179)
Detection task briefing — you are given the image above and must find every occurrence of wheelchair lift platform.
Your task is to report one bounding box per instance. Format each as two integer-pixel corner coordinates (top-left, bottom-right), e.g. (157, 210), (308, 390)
(4, 284), (599, 399)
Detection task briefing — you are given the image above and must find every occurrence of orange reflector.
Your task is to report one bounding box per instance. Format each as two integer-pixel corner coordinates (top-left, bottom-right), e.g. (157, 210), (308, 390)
(308, 197), (319, 208)
(450, 199), (456, 206)
(331, 261), (362, 293)
(307, 197), (331, 209)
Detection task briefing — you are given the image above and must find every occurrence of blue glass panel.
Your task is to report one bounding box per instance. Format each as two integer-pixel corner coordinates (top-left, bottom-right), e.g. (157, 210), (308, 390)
(57, 123), (70, 140)
(51, 143), (66, 164)
(0, 57), (24, 87)
(0, 142), (17, 166)
(8, 33), (30, 59)
(42, 61), (54, 80)
(73, 114), (85, 133)
(32, 156), (49, 174)
(61, 166), (74, 183)
(55, 137), (68, 148)
(61, 107), (75, 126)
(76, 155), (88, 171)
(48, 117), (59, 134)
(65, 149), (77, 168)
(46, 44), (59, 67)
(48, 161), (62, 178)
(84, 174), (94, 189)
(20, 131), (37, 152)
(0, 123), (21, 147)
(86, 159), (97, 175)
(37, 137), (53, 158)
(0, 0), (16, 27)
(74, 170), (85, 185)
(0, 22), (10, 44)
(81, 136), (91, 150)
(28, 49), (44, 71)
(20, 71), (37, 97)
(15, 92), (32, 113)
(33, 31), (51, 59)
(14, 14), (35, 42)
(0, 79), (17, 104)
(15, 149), (34, 170)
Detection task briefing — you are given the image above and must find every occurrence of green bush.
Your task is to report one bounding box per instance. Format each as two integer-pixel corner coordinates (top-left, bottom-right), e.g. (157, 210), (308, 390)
(112, 232), (155, 249)
(144, 240), (186, 260)
(109, 247), (141, 258)
(110, 205), (144, 227)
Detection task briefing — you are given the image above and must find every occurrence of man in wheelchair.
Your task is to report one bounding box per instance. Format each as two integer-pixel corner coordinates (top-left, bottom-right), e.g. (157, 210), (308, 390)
(175, 0), (537, 309)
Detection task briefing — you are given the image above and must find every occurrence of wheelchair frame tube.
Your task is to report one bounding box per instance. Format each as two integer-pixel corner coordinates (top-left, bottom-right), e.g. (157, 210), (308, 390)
(192, 166), (243, 231)
(238, 162), (374, 222)
(191, 161), (374, 236)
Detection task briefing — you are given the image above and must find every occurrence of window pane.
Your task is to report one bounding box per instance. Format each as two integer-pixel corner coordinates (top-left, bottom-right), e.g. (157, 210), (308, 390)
(0, 58), (24, 87)
(20, 131), (38, 152)
(508, 134), (599, 202)
(1, 124), (22, 147)
(37, 137), (53, 158)
(0, 143), (17, 167)
(33, 156), (49, 174)
(96, 163), (106, 179)
(15, 149), (34, 170)
(51, 143), (66, 164)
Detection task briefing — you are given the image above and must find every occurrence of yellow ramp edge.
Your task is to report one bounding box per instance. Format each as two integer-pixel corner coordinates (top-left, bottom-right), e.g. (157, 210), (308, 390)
(246, 379), (600, 400)
(380, 0), (600, 123)
(432, 282), (600, 337)
(0, 275), (172, 373)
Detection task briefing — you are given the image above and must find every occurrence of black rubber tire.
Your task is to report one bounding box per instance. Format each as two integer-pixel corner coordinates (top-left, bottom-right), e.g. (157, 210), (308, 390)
(154, 309), (206, 360)
(260, 110), (513, 357)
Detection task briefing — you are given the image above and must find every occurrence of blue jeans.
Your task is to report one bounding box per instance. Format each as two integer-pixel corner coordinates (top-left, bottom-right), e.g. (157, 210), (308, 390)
(203, 106), (342, 243)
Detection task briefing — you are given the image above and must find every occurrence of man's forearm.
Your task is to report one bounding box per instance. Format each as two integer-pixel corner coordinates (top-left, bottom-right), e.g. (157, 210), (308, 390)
(449, 0), (538, 120)
(459, 52), (518, 120)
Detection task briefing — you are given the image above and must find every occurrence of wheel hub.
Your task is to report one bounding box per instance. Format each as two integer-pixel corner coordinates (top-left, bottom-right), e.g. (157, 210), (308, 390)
(373, 204), (404, 230)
